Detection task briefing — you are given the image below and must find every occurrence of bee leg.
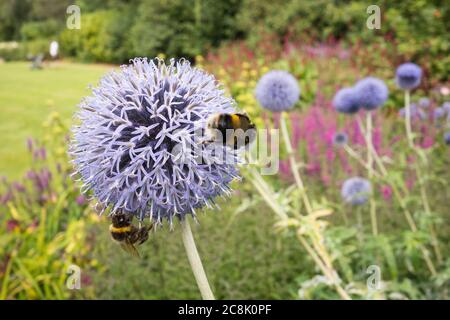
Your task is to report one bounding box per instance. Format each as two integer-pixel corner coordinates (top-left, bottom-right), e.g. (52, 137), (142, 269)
(136, 226), (151, 245)
(127, 228), (141, 245)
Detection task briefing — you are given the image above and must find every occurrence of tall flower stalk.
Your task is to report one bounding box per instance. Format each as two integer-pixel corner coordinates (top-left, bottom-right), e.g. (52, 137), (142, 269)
(180, 219), (215, 300)
(353, 77), (388, 235)
(253, 70), (351, 300)
(361, 113), (377, 235)
(280, 112), (312, 213)
(246, 163), (351, 300)
(397, 63), (442, 265)
(342, 135), (437, 275)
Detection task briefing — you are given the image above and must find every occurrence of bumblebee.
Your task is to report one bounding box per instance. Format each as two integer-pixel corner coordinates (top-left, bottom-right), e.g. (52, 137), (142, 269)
(204, 113), (256, 149)
(109, 213), (153, 258)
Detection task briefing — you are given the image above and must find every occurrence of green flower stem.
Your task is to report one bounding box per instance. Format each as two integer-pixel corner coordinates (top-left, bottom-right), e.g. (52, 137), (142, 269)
(296, 233), (351, 300)
(403, 90), (442, 264)
(180, 218), (215, 300)
(280, 112), (313, 214)
(365, 112), (378, 235)
(247, 161), (350, 300)
(280, 112), (335, 269)
(404, 90), (414, 148)
(414, 161), (443, 264)
(343, 143), (437, 276)
(249, 169), (288, 220)
(255, 112), (351, 300)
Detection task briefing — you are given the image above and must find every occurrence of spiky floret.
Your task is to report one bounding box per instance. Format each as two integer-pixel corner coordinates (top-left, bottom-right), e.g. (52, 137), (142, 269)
(332, 132), (349, 147)
(332, 87), (360, 114)
(444, 132), (450, 145)
(341, 176), (371, 206)
(255, 70), (300, 112)
(70, 58), (240, 224)
(354, 77), (388, 110)
(395, 63), (422, 90)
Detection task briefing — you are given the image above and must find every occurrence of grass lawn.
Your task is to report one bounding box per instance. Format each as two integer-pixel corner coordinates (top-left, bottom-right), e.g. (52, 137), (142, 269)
(0, 61), (113, 179)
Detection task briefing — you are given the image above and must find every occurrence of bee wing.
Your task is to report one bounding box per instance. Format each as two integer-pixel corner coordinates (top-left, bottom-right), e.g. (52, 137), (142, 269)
(119, 240), (141, 258)
(235, 111), (250, 118)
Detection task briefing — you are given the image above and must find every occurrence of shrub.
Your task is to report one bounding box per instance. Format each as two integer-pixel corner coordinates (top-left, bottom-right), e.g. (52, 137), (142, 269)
(59, 10), (134, 63)
(130, 0), (242, 59)
(20, 19), (61, 41)
(0, 42), (26, 61)
(0, 114), (99, 299)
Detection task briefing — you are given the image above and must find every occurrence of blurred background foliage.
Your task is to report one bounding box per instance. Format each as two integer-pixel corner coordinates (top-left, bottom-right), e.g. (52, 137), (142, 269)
(0, 0), (449, 79)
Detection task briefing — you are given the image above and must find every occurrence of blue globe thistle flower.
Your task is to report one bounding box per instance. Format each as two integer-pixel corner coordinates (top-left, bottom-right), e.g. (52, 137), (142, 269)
(418, 97), (430, 108)
(399, 104), (426, 120)
(395, 63), (422, 90)
(332, 132), (348, 147)
(354, 77), (388, 110)
(444, 132), (450, 145)
(255, 70), (300, 112)
(341, 177), (371, 206)
(399, 104), (419, 118)
(417, 108), (427, 120)
(70, 58), (240, 223)
(433, 107), (446, 120)
(442, 102), (450, 113)
(332, 87), (359, 114)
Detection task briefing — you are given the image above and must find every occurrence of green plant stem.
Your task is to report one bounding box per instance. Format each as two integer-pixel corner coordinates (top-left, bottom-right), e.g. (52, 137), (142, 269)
(280, 112), (313, 214)
(343, 144), (437, 276)
(403, 90), (442, 264)
(404, 90), (414, 148)
(280, 112), (336, 269)
(365, 112), (378, 236)
(180, 218), (215, 300)
(297, 234), (351, 300)
(414, 161), (443, 264)
(247, 162), (351, 300)
(249, 168), (288, 220)
(278, 112), (350, 299)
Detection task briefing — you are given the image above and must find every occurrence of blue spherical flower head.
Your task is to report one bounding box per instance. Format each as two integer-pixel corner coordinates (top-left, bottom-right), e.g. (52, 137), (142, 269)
(333, 87), (359, 114)
(341, 177), (371, 206)
(255, 70), (300, 112)
(333, 132), (348, 147)
(396, 63), (422, 90)
(399, 103), (425, 120)
(433, 107), (445, 120)
(418, 97), (430, 108)
(354, 77), (388, 110)
(442, 102), (450, 113)
(444, 132), (450, 145)
(70, 58), (240, 223)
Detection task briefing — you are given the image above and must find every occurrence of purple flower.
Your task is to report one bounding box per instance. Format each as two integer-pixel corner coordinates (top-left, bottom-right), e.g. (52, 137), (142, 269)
(354, 77), (388, 110)
(26, 137), (34, 152)
(332, 132), (348, 147)
(433, 107), (446, 120)
(444, 132), (450, 145)
(442, 102), (450, 113)
(341, 177), (371, 205)
(70, 58), (239, 223)
(333, 87), (359, 114)
(76, 195), (87, 206)
(399, 103), (427, 121)
(255, 70), (300, 112)
(13, 182), (26, 193)
(418, 97), (430, 108)
(1, 190), (13, 204)
(396, 63), (422, 90)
